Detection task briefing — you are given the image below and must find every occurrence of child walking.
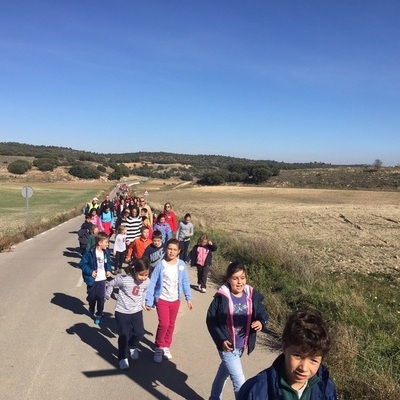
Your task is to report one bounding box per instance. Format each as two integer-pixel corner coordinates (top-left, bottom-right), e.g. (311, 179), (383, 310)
(189, 234), (217, 293)
(143, 230), (165, 270)
(113, 225), (127, 274)
(176, 213), (194, 261)
(105, 258), (151, 370)
(238, 309), (337, 399)
(79, 232), (112, 325)
(206, 261), (268, 399)
(145, 238), (193, 363)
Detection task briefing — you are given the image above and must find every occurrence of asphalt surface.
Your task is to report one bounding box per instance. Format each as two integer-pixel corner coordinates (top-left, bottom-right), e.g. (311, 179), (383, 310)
(0, 215), (277, 400)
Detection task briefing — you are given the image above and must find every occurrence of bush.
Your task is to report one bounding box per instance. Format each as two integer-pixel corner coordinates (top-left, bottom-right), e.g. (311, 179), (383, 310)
(7, 159), (31, 175)
(97, 165), (106, 173)
(197, 173), (225, 185)
(69, 164), (101, 179)
(33, 158), (59, 171)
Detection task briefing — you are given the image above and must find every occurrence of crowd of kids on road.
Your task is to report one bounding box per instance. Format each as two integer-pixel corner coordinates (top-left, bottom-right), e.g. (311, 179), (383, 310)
(78, 188), (338, 399)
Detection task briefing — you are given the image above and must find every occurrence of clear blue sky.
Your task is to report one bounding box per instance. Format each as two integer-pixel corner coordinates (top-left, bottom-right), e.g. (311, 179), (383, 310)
(1, 1), (399, 165)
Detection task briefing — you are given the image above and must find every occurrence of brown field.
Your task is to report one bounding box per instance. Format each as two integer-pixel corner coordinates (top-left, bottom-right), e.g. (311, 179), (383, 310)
(145, 184), (400, 276)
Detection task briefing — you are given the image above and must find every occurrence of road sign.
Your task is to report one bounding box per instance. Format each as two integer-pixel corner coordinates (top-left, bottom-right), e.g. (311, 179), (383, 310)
(144, 190), (149, 196)
(21, 186), (34, 227)
(21, 186), (34, 198)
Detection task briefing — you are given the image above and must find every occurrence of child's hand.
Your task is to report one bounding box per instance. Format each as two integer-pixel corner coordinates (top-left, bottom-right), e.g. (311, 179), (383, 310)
(251, 320), (263, 331)
(92, 271), (97, 278)
(222, 340), (233, 352)
(187, 300), (193, 310)
(144, 305), (152, 311)
(106, 271), (111, 278)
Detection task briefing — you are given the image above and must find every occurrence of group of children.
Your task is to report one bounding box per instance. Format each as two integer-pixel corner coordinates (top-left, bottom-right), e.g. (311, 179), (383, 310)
(78, 196), (338, 399)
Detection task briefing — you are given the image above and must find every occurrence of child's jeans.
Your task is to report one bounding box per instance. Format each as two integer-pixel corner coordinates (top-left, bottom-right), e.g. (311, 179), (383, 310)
(87, 280), (106, 316)
(155, 298), (180, 348)
(115, 310), (145, 360)
(210, 348), (245, 399)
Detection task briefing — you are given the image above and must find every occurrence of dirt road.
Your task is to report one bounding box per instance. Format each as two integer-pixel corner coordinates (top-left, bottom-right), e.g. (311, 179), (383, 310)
(0, 216), (276, 400)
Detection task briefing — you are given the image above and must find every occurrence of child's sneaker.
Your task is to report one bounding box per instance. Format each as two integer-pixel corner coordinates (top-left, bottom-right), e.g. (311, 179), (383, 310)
(94, 315), (103, 325)
(201, 288), (206, 293)
(162, 347), (172, 360)
(153, 347), (163, 363)
(130, 348), (139, 360)
(119, 358), (129, 370)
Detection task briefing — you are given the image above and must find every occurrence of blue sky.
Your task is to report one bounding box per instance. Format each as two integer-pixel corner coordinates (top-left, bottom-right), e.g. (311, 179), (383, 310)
(0, 1), (399, 165)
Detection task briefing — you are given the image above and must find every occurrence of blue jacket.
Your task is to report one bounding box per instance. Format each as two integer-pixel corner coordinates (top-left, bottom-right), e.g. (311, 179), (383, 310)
(145, 259), (192, 307)
(237, 353), (337, 400)
(206, 284), (268, 355)
(79, 245), (112, 286)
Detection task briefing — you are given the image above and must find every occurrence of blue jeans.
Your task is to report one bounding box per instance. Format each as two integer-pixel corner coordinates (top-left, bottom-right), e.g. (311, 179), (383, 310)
(210, 348), (245, 399)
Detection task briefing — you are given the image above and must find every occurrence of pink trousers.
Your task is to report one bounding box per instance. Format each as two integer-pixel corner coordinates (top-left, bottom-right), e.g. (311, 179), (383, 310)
(155, 298), (181, 348)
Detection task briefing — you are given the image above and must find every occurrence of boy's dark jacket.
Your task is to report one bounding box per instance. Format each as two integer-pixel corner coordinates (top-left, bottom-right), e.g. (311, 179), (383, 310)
(79, 245), (112, 286)
(237, 353), (337, 400)
(206, 285), (268, 355)
(189, 243), (217, 266)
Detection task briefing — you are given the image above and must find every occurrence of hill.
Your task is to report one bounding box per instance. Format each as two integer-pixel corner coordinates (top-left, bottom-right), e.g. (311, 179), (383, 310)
(0, 142), (399, 190)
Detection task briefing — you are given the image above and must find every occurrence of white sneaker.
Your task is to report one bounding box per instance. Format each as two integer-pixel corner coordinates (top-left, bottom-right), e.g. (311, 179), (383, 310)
(201, 288), (206, 293)
(130, 348), (139, 360)
(119, 358), (129, 370)
(162, 347), (172, 360)
(153, 347), (163, 363)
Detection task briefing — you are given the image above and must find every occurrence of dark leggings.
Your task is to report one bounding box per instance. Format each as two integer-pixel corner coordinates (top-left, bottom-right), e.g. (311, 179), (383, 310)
(196, 264), (211, 289)
(114, 250), (126, 270)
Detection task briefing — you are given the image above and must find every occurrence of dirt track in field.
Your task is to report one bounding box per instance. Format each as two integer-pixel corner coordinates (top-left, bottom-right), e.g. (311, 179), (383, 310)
(147, 185), (400, 275)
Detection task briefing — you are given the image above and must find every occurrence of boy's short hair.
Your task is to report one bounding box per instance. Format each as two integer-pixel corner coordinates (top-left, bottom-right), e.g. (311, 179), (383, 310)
(152, 230), (162, 239)
(282, 309), (331, 358)
(95, 231), (109, 245)
(141, 225), (149, 233)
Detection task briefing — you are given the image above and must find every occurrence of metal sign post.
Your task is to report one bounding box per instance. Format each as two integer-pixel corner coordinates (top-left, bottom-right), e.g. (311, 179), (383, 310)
(21, 186), (34, 227)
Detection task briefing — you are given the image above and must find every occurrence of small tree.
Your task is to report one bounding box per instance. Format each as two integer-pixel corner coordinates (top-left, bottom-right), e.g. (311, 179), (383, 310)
(373, 159), (383, 169)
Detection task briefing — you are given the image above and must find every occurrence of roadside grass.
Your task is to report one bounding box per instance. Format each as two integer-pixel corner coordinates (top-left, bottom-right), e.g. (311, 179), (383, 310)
(0, 182), (112, 251)
(202, 229), (400, 400)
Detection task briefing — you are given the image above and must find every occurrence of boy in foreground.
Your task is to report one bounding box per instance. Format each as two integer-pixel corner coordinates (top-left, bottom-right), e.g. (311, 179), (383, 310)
(238, 309), (337, 400)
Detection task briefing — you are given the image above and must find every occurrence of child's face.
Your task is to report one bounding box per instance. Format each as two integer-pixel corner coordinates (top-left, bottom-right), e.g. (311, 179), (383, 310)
(158, 216), (165, 224)
(98, 238), (109, 250)
(227, 269), (247, 295)
(93, 227), (99, 234)
(141, 229), (149, 239)
(184, 216), (191, 223)
(165, 243), (180, 261)
(135, 270), (150, 282)
(283, 345), (322, 389)
(152, 238), (162, 247)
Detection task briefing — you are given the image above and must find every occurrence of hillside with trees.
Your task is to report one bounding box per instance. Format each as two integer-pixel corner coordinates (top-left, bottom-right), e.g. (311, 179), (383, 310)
(0, 141), (398, 190)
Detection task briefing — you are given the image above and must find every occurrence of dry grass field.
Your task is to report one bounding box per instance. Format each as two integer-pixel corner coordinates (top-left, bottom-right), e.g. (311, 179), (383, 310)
(145, 183), (400, 276)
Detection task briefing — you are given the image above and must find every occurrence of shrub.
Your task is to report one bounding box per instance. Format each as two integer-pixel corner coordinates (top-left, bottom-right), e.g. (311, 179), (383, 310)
(97, 165), (106, 173)
(33, 158), (59, 171)
(7, 159), (31, 175)
(69, 164), (100, 179)
(197, 173), (225, 185)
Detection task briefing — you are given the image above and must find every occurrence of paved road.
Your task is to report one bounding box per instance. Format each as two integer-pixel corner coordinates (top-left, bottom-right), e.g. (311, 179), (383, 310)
(0, 216), (277, 400)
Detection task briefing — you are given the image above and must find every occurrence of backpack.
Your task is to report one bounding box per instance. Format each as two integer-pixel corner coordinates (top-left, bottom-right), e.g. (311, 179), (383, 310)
(77, 228), (90, 246)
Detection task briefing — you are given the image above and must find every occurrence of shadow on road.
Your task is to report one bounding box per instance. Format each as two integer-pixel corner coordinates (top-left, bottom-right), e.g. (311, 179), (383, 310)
(66, 321), (204, 400)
